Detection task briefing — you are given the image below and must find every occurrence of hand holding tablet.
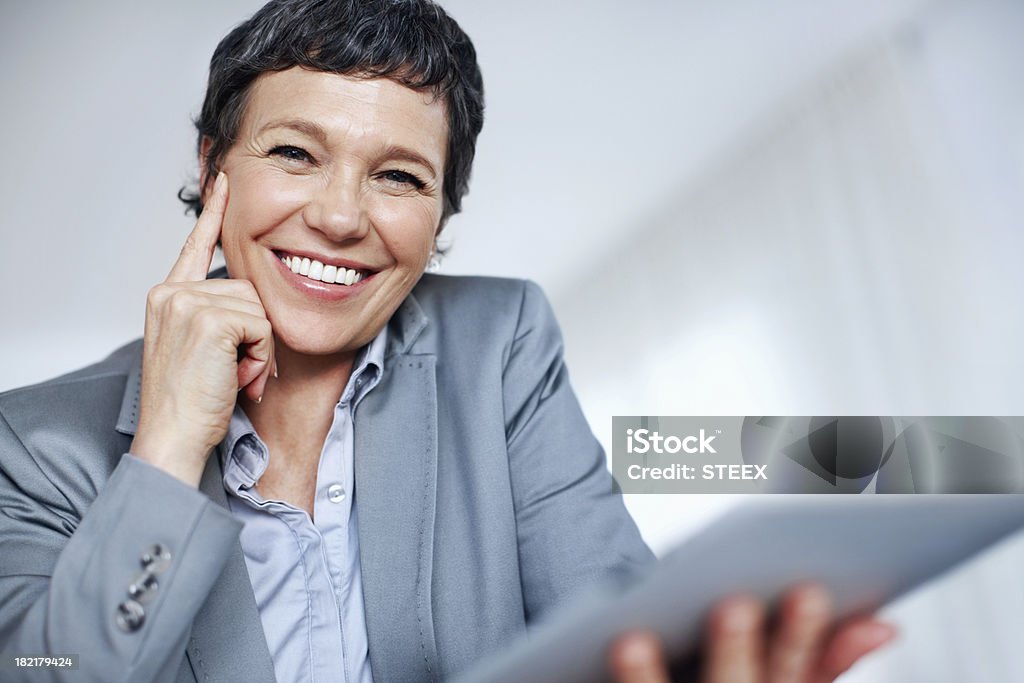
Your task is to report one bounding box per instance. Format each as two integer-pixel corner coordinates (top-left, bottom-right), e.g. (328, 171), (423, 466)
(459, 496), (1024, 683)
(607, 585), (895, 683)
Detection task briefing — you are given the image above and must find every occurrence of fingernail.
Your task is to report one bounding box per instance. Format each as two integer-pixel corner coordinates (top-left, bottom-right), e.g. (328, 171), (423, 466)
(865, 622), (899, 645)
(214, 171), (226, 191)
(256, 395), (262, 404)
(795, 585), (831, 619)
(721, 601), (759, 633)
(616, 634), (660, 667)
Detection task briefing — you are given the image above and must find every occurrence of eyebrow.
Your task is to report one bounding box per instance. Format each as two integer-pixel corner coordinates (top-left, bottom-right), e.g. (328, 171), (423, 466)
(258, 118), (330, 147)
(257, 118), (441, 180)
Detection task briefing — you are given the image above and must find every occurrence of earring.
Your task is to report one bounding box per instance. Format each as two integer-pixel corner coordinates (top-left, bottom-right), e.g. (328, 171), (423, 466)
(427, 248), (441, 273)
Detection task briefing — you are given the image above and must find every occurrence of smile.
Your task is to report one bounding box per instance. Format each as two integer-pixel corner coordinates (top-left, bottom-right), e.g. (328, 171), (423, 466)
(277, 253), (369, 286)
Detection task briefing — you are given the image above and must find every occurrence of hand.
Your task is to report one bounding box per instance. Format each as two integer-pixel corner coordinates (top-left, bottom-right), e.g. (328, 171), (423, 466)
(130, 172), (276, 486)
(608, 584), (896, 683)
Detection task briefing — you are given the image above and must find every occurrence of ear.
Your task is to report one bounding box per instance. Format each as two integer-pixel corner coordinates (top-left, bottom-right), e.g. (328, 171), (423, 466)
(198, 136), (215, 204)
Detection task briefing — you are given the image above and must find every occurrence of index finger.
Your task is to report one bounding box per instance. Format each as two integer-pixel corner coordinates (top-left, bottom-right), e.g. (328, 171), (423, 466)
(167, 171), (228, 283)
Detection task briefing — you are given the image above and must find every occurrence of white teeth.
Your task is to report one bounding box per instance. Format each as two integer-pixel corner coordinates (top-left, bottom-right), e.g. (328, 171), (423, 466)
(279, 253), (367, 286)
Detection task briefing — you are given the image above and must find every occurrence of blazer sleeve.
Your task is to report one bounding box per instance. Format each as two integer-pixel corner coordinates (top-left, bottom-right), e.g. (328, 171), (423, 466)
(502, 281), (656, 622)
(0, 408), (241, 683)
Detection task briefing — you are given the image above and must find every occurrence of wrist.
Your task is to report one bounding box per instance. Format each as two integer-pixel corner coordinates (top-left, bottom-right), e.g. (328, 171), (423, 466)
(129, 431), (209, 488)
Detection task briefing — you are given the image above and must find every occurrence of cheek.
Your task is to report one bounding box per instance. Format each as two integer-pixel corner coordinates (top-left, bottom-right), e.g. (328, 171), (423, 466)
(218, 205), (253, 268)
(373, 200), (441, 266)
(224, 166), (309, 239)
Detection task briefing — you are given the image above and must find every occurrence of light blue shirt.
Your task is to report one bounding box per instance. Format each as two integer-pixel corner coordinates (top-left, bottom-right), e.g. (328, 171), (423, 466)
(219, 329), (386, 683)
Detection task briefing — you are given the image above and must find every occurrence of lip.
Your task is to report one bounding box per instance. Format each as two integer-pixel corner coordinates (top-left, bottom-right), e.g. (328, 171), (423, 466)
(270, 250), (377, 303)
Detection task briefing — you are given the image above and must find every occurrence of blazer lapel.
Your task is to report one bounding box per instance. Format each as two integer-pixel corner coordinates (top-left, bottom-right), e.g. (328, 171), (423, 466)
(115, 353), (276, 683)
(355, 310), (440, 681)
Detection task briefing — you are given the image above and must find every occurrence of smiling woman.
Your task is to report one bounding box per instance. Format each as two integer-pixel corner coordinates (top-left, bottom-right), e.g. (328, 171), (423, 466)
(0, 1), (891, 682)
(0, 2), (655, 681)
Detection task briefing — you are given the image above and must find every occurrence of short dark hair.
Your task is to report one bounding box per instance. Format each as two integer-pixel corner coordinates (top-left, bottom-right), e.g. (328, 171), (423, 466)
(179, 0), (484, 226)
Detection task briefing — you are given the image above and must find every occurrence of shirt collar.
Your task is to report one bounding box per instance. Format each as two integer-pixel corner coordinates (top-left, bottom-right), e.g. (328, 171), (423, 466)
(342, 323), (387, 407)
(221, 406), (261, 491)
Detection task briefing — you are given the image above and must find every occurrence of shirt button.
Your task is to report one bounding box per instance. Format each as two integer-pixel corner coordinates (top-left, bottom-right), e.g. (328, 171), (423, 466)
(327, 484), (347, 503)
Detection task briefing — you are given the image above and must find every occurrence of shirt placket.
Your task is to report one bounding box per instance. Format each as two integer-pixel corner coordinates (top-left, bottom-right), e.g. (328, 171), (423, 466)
(313, 400), (356, 683)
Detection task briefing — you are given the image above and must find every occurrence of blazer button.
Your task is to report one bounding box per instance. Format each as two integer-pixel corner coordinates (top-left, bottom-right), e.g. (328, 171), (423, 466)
(140, 543), (172, 573)
(128, 570), (159, 603)
(116, 599), (145, 632)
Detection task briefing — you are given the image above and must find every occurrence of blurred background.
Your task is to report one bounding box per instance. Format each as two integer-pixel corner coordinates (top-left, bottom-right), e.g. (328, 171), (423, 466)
(1, 0), (1022, 679)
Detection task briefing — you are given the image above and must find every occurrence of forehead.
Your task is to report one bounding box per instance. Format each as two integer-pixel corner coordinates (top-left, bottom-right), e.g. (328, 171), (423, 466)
(240, 67), (448, 162)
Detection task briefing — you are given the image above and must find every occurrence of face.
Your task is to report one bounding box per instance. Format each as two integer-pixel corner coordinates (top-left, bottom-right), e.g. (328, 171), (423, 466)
(207, 67), (447, 358)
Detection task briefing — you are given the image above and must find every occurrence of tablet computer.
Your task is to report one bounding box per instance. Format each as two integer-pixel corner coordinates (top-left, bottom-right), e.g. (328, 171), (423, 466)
(456, 496), (1024, 683)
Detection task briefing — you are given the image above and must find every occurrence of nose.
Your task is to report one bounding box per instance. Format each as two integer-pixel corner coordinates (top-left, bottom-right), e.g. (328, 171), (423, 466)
(301, 170), (370, 242)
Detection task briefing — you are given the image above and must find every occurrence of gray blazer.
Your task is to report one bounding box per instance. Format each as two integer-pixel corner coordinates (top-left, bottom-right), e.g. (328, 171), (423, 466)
(0, 274), (653, 682)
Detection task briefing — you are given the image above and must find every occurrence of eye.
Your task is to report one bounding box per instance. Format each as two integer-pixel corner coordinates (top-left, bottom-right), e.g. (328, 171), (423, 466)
(268, 145), (314, 164)
(378, 170), (426, 190)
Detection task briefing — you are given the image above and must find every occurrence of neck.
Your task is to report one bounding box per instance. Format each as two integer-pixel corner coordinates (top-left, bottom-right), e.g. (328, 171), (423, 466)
(239, 341), (357, 454)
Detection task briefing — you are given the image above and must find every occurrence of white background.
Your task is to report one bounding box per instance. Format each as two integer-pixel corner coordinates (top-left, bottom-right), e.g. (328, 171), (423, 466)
(2, 0), (1022, 680)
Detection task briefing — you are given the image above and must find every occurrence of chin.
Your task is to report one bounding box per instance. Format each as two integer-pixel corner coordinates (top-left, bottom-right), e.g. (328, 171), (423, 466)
(274, 326), (361, 357)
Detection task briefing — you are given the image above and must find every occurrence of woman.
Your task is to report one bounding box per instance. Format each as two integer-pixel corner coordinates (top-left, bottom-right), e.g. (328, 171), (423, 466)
(0, 1), (892, 681)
